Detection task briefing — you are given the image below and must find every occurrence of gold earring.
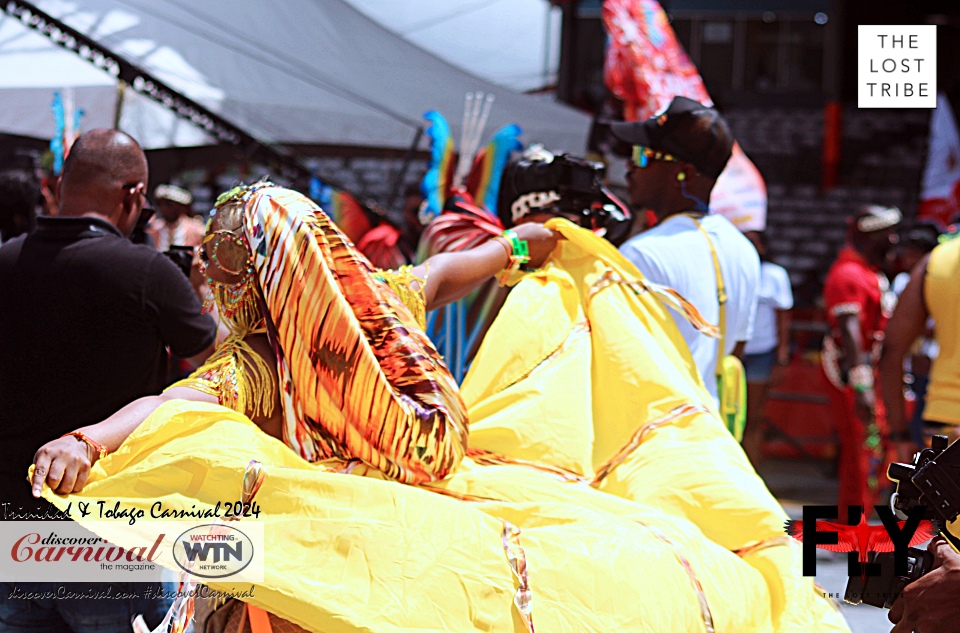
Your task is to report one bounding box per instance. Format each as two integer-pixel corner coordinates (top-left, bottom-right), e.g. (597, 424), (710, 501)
(677, 172), (686, 182)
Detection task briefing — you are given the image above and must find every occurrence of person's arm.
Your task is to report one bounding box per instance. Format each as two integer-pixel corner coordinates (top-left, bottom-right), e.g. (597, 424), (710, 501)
(732, 247), (762, 358)
(732, 341), (746, 359)
(879, 254), (930, 457)
(775, 309), (792, 366)
(148, 254), (218, 363)
(31, 386), (217, 497)
(774, 266), (794, 367)
(836, 310), (875, 420)
(412, 223), (560, 312)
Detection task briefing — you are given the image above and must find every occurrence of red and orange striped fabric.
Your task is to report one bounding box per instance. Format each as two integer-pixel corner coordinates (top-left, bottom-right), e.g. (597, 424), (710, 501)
(239, 186), (468, 483)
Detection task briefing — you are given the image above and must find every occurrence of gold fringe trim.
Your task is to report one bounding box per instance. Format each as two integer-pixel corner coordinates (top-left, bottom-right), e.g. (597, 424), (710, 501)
(466, 447), (588, 483)
(734, 535), (793, 559)
(374, 263), (429, 330)
(501, 520), (535, 633)
(207, 277), (264, 336)
(636, 520), (716, 633)
(460, 404), (710, 487)
(592, 404), (710, 485)
(182, 331), (277, 421)
(589, 269), (719, 338)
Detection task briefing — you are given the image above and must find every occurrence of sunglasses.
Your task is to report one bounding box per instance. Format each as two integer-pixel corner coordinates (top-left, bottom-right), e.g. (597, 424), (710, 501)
(631, 145), (680, 169)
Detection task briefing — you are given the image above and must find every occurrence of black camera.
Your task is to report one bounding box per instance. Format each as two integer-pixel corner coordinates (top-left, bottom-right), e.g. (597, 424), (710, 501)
(843, 548), (935, 608)
(497, 153), (633, 246)
(843, 435), (960, 608)
(888, 435), (960, 525)
(163, 245), (196, 278)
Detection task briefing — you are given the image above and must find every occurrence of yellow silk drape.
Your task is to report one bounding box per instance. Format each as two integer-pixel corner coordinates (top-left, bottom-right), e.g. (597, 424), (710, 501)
(40, 220), (850, 633)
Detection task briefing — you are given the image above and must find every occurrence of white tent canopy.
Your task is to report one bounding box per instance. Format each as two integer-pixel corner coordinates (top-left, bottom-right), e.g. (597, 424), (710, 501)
(0, 0), (590, 152)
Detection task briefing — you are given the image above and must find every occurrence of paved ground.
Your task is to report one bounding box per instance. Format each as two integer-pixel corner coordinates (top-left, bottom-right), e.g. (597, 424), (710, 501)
(759, 459), (895, 633)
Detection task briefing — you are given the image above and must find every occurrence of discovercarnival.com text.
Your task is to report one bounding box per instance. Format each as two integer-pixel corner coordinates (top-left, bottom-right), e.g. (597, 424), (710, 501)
(7, 584), (256, 601)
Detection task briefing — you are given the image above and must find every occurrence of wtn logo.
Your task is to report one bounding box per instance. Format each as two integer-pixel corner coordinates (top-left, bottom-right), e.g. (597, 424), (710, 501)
(785, 505), (936, 577)
(173, 524), (255, 580)
(180, 541), (243, 564)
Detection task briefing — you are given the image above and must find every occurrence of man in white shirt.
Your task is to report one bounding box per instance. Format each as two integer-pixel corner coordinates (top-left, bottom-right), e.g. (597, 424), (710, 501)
(611, 97), (761, 402)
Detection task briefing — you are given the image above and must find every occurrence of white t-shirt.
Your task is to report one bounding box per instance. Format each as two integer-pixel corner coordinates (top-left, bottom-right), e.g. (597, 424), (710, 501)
(744, 261), (793, 355)
(619, 213), (761, 399)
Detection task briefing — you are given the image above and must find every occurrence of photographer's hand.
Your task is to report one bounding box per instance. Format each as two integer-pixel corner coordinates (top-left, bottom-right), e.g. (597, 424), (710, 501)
(890, 538), (960, 632)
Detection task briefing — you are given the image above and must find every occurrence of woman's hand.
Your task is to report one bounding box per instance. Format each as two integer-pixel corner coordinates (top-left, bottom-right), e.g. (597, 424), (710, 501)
(512, 223), (563, 268)
(29, 388), (220, 499)
(419, 224), (562, 311)
(31, 436), (96, 497)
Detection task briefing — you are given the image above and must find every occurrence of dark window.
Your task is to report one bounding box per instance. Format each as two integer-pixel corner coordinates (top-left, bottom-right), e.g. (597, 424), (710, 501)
(671, 18), (693, 53)
(699, 21), (736, 93)
(782, 20), (825, 91)
(744, 19), (781, 92)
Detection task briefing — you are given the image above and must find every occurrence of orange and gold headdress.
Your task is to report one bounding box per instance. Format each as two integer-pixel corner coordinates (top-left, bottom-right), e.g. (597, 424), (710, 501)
(210, 184), (468, 483)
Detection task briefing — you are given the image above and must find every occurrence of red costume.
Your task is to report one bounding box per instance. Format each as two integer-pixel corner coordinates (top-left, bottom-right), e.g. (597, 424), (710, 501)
(822, 246), (896, 514)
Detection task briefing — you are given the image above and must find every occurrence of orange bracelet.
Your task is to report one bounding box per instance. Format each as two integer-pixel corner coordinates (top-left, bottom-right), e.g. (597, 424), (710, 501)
(493, 236), (513, 265)
(62, 431), (108, 460)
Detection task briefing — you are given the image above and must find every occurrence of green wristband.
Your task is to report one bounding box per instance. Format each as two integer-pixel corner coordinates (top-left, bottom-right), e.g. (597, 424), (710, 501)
(501, 229), (530, 265)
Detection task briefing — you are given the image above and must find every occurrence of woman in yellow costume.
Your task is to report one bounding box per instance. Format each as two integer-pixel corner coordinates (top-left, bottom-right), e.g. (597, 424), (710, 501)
(32, 183), (850, 633)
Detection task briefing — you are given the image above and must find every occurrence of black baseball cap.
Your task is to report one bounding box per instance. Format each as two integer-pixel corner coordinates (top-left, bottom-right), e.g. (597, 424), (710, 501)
(610, 96), (734, 179)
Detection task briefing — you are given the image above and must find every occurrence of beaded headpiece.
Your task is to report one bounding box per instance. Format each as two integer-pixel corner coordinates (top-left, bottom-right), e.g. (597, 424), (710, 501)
(200, 181), (273, 334)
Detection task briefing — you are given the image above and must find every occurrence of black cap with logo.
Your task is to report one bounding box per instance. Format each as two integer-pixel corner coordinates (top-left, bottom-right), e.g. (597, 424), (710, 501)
(610, 96), (735, 179)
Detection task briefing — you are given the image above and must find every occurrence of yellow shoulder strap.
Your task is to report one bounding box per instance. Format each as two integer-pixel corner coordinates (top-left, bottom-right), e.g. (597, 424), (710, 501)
(688, 215), (726, 379)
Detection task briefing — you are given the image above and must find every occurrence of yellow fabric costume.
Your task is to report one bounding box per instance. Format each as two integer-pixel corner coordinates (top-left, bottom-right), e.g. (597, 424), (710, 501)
(39, 187), (850, 633)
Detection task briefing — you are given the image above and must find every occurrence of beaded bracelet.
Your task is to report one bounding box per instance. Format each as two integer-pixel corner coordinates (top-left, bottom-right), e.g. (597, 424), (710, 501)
(62, 431), (108, 461)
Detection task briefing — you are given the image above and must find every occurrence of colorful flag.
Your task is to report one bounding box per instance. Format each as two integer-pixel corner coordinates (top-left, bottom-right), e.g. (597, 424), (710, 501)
(420, 110), (456, 224)
(312, 178), (373, 245)
(464, 124), (524, 216)
(918, 93), (960, 229)
(50, 89), (85, 176)
(603, 0), (767, 231)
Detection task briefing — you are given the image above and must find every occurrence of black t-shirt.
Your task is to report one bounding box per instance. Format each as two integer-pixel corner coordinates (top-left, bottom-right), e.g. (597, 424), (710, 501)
(0, 217), (216, 515)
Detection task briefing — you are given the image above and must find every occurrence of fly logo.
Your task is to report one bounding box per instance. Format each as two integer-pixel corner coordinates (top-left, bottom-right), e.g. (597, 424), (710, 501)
(785, 505), (936, 577)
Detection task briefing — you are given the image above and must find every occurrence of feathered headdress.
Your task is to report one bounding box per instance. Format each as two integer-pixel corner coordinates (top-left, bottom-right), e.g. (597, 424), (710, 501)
(416, 93), (525, 382)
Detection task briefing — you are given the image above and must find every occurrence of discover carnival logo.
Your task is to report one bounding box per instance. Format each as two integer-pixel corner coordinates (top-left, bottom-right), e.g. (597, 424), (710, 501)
(11, 531), (163, 567)
(0, 521), (264, 583)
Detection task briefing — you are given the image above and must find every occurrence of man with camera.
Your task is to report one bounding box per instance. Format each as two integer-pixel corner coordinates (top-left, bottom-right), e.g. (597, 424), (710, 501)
(611, 96), (760, 404)
(0, 129), (215, 632)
